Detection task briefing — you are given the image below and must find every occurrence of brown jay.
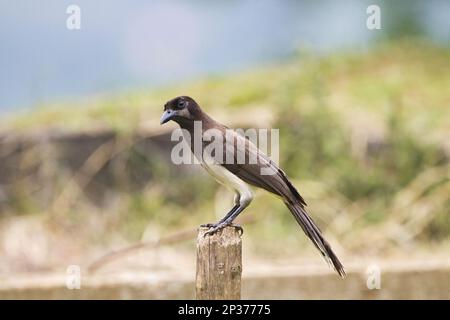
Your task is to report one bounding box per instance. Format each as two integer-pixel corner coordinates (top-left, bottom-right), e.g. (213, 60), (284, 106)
(160, 96), (345, 277)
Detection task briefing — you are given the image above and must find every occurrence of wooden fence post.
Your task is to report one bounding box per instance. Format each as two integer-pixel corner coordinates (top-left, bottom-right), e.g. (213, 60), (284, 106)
(196, 226), (242, 300)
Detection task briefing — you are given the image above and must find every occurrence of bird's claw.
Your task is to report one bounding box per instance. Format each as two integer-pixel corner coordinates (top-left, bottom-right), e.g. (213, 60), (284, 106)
(203, 223), (225, 237)
(203, 222), (243, 237)
(200, 223), (215, 228)
(233, 224), (244, 236)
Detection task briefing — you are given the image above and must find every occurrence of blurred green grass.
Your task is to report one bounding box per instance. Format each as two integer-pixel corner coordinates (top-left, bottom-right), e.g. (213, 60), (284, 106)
(4, 40), (450, 135)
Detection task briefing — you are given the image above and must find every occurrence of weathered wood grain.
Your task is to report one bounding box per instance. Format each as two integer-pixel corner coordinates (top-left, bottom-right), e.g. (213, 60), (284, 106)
(196, 226), (242, 300)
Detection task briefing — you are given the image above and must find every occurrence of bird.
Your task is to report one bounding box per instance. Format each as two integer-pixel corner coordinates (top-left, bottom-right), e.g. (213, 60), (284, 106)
(160, 96), (345, 277)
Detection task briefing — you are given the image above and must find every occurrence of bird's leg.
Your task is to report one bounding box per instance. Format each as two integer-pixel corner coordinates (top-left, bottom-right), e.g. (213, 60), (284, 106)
(200, 193), (240, 228)
(204, 192), (252, 237)
(204, 205), (246, 236)
(200, 204), (239, 228)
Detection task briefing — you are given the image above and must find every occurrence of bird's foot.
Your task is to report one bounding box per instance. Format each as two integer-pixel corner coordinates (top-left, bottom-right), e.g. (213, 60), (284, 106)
(200, 223), (215, 228)
(233, 224), (244, 236)
(203, 222), (243, 237)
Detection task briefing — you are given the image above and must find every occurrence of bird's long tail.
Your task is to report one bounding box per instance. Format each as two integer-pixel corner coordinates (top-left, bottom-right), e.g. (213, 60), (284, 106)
(284, 201), (346, 277)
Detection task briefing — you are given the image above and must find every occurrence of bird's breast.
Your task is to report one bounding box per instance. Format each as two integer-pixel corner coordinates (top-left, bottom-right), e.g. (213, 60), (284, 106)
(201, 153), (252, 197)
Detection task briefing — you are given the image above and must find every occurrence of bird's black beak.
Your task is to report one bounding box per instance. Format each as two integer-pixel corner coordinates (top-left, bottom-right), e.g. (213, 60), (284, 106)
(160, 110), (174, 125)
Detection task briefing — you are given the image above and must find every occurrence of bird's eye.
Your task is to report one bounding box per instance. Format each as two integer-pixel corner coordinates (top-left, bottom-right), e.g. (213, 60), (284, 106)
(177, 100), (186, 109)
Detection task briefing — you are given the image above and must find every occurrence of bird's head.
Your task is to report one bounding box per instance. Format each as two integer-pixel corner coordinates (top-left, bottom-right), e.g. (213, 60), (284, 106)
(160, 96), (201, 125)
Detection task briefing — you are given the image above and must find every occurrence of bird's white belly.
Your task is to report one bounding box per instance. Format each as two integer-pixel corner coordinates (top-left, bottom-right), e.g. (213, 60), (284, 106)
(201, 153), (253, 204)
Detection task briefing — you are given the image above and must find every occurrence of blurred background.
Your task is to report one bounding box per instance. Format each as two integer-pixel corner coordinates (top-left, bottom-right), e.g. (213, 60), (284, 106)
(0, 0), (449, 299)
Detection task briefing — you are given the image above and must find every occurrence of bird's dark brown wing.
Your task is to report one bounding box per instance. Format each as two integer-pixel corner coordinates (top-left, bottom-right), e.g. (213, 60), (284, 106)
(220, 131), (306, 205)
(220, 131), (345, 277)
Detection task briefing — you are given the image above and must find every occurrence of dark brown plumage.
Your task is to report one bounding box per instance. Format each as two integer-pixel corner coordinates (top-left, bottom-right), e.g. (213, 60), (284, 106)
(161, 96), (345, 277)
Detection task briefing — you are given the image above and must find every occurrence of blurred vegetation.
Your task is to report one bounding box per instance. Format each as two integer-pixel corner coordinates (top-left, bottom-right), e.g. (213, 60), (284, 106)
(1, 39), (450, 272)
